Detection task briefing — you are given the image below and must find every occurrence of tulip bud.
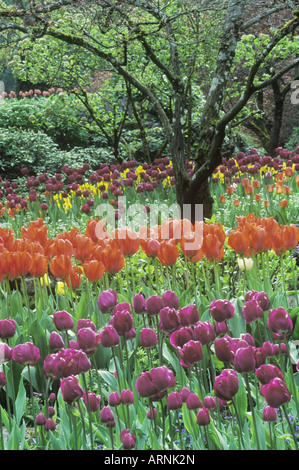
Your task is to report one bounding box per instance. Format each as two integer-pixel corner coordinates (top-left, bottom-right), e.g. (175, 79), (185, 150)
(140, 328), (157, 349)
(0, 319), (16, 339)
(267, 307), (293, 336)
(133, 293), (146, 314)
(233, 346), (256, 373)
(261, 377), (291, 408)
(99, 326), (119, 348)
(108, 391), (121, 407)
(262, 406), (277, 422)
(145, 295), (164, 317)
(209, 299), (234, 322)
(196, 407), (210, 426)
(52, 311), (74, 332)
(98, 289), (118, 314)
(214, 369), (239, 401)
(35, 412), (46, 426)
(100, 406), (114, 423)
(49, 331), (65, 352)
(167, 391), (182, 410)
(120, 389), (134, 405)
(61, 375), (84, 405)
(44, 418), (56, 431)
(0, 371), (6, 389)
(12, 342), (40, 366)
(186, 393), (201, 410)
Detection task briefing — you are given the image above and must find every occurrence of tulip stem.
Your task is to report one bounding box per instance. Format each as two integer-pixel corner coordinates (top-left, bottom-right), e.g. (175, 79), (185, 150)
(231, 398), (246, 450)
(244, 373), (260, 450)
(285, 340), (299, 419)
(77, 399), (88, 448)
(28, 365), (37, 442)
(0, 405), (4, 450)
(289, 251), (298, 308)
(82, 373), (94, 450)
(282, 404), (298, 450)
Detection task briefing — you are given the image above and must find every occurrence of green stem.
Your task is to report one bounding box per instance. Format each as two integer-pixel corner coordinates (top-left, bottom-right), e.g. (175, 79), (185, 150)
(82, 373), (94, 450)
(244, 373), (260, 450)
(282, 404), (298, 450)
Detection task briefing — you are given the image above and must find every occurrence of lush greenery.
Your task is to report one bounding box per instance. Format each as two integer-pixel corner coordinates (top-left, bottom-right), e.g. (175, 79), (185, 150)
(0, 148), (298, 450)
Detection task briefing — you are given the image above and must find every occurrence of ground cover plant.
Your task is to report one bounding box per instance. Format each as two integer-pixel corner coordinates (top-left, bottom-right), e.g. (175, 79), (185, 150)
(0, 146), (299, 451)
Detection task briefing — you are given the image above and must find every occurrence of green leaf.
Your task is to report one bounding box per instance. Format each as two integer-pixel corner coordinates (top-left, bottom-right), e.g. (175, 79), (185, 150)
(15, 377), (26, 426)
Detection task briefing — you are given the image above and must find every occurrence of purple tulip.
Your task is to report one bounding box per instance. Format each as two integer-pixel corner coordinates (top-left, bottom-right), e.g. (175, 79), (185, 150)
(242, 299), (264, 324)
(193, 321), (215, 345)
(179, 304), (199, 326)
(145, 295), (164, 317)
(186, 393), (201, 410)
(140, 328), (157, 349)
(133, 293), (146, 314)
(167, 391), (182, 410)
(98, 289), (118, 314)
(162, 290), (179, 309)
(179, 340), (203, 368)
(52, 310), (74, 332)
(61, 375), (84, 405)
(214, 369), (239, 401)
(12, 342), (40, 366)
(255, 364), (284, 385)
(233, 346), (256, 373)
(99, 326), (119, 348)
(196, 407), (210, 426)
(0, 319), (16, 339)
(267, 307), (293, 336)
(77, 327), (100, 355)
(49, 331), (65, 352)
(262, 406), (277, 422)
(209, 299), (235, 322)
(261, 377), (291, 408)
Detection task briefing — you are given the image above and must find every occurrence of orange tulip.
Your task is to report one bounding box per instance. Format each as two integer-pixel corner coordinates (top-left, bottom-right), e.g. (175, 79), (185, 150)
(65, 264), (82, 289)
(73, 234), (94, 262)
(283, 186), (292, 195)
(245, 185), (254, 195)
(226, 186), (235, 195)
(279, 199), (288, 208)
(284, 167), (293, 177)
(20, 218), (49, 248)
(49, 255), (72, 279)
(219, 195), (226, 203)
(10, 251), (32, 278)
(86, 218), (109, 243)
(29, 253), (48, 278)
(157, 240), (179, 266)
(0, 252), (13, 278)
(242, 178), (249, 188)
(249, 226), (272, 254)
(112, 227), (140, 257)
(101, 240), (125, 273)
(227, 230), (251, 256)
(264, 200), (270, 207)
(180, 231), (203, 259)
(83, 260), (105, 282)
(254, 194), (261, 202)
(50, 238), (74, 258)
(140, 238), (160, 258)
(202, 233), (224, 262)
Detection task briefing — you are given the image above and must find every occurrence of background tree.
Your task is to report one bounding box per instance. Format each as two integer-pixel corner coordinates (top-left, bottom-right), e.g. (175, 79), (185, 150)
(1, 0), (299, 221)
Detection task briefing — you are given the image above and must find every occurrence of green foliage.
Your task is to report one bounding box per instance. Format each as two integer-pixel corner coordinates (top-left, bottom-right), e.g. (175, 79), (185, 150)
(0, 95), (91, 149)
(0, 127), (116, 177)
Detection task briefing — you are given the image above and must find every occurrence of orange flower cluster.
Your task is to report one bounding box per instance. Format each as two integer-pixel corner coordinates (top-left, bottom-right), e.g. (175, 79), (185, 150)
(228, 214), (299, 256)
(139, 219), (226, 264)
